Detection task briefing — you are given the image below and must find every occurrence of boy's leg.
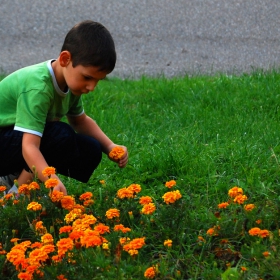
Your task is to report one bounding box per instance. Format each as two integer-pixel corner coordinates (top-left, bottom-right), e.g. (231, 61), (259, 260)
(40, 122), (102, 183)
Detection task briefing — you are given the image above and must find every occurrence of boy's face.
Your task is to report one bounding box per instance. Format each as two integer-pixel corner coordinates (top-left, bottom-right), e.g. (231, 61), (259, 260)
(63, 61), (108, 96)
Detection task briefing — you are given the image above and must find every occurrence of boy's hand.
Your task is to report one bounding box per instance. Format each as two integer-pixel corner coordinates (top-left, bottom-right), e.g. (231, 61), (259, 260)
(108, 144), (128, 168)
(53, 181), (67, 195)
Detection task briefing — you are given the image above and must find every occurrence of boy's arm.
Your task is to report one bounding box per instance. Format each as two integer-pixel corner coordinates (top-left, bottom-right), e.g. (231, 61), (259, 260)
(67, 113), (128, 168)
(22, 133), (67, 195)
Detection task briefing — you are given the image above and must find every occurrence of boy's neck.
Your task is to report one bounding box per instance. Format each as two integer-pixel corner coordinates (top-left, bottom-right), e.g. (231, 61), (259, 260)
(51, 60), (68, 92)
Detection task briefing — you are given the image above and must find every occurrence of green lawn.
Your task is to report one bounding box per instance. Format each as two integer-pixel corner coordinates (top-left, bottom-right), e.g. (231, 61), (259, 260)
(1, 70), (280, 279)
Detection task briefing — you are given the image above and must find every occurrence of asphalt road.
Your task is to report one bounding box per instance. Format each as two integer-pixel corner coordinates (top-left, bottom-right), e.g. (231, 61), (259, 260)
(0, 0), (280, 78)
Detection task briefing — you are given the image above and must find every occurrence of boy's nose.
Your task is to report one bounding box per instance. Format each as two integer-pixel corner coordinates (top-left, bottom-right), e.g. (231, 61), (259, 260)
(86, 81), (97, 91)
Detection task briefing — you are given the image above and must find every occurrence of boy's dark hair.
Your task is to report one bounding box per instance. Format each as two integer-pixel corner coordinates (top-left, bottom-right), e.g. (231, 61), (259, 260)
(61, 20), (116, 73)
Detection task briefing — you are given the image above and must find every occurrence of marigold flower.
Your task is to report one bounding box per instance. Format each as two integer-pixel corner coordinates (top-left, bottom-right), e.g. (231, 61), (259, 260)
(109, 146), (125, 160)
(114, 224), (131, 233)
(119, 237), (130, 245)
(83, 199), (94, 207)
(29, 248), (49, 266)
(263, 251), (270, 257)
(18, 272), (33, 280)
(248, 227), (261, 236)
(243, 204), (255, 211)
(218, 202), (229, 209)
(127, 183), (141, 194)
(10, 238), (20, 244)
(117, 187), (134, 199)
(45, 178), (59, 188)
(259, 229), (269, 238)
(255, 219), (262, 224)
(241, 266), (247, 271)
(94, 223), (110, 234)
(50, 190), (64, 202)
(165, 180), (176, 188)
(164, 239), (172, 247)
(123, 237), (145, 251)
(4, 193), (13, 200)
(0, 186), (7, 192)
(69, 230), (84, 241)
(139, 196), (153, 205)
(57, 275), (67, 280)
(228, 186), (243, 198)
(27, 202), (42, 211)
(99, 180), (106, 184)
(31, 242), (43, 249)
(105, 208), (120, 219)
(41, 233), (54, 245)
(128, 249), (138, 256)
(233, 194), (248, 204)
(64, 209), (83, 224)
(144, 266), (156, 279)
(42, 167), (56, 177)
(61, 196), (75, 211)
(28, 182), (40, 191)
(79, 192), (93, 201)
(102, 243), (109, 250)
(18, 184), (30, 195)
(141, 203), (156, 215)
(59, 226), (73, 234)
(162, 190), (182, 204)
(80, 229), (103, 248)
(56, 238), (74, 255)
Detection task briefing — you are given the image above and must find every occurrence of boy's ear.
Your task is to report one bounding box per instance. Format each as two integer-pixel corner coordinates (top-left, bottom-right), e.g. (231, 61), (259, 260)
(59, 51), (71, 67)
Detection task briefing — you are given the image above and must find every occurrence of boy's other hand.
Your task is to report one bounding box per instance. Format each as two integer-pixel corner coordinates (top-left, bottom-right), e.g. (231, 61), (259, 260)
(108, 144), (128, 168)
(53, 181), (67, 195)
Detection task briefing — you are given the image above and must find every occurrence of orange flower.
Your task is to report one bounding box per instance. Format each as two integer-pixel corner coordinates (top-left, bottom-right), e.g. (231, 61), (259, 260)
(228, 186), (243, 198)
(56, 238), (74, 255)
(50, 190), (64, 202)
(27, 202), (42, 211)
(127, 183), (141, 194)
(109, 146), (125, 160)
(28, 182), (40, 191)
(164, 239), (172, 247)
(80, 229), (103, 248)
(141, 203), (156, 215)
(42, 167), (56, 177)
(94, 223), (110, 234)
(255, 219), (262, 224)
(83, 199), (94, 207)
(244, 204), (255, 211)
(117, 187), (134, 199)
(144, 266), (156, 279)
(139, 196), (153, 205)
(0, 186), (7, 192)
(263, 251), (270, 257)
(18, 184), (30, 195)
(61, 196), (75, 211)
(165, 180), (176, 188)
(99, 180), (106, 185)
(114, 224), (131, 233)
(241, 266), (247, 271)
(259, 229), (269, 238)
(233, 194), (248, 204)
(197, 236), (206, 243)
(45, 178), (59, 188)
(248, 227), (261, 236)
(105, 208), (120, 219)
(162, 190), (182, 204)
(79, 192), (93, 201)
(218, 202), (229, 209)
(59, 226), (73, 234)
(18, 272), (33, 280)
(41, 233), (54, 245)
(57, 275), (67, 280)
(123, 237), (145, 251)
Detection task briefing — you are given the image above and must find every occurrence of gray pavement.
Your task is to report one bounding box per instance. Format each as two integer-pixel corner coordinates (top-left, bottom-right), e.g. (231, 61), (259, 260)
(0, 0), (280, 78)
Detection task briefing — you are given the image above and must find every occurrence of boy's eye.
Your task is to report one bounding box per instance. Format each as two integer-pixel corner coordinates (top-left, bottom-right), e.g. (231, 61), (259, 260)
(84, 76), (92, 80)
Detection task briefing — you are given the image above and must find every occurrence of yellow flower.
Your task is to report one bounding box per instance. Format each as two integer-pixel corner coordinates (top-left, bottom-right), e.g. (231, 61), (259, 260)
(99, 180), (106, 185)
(109, 146), (125, 160)
(165, 180), (176, 188)
(27, 202), (42, 211)
(141, 203), (156, 215)
(164, 239), (172, 247)
(128, 249), (138, 256)
(228, 186), (243, 198)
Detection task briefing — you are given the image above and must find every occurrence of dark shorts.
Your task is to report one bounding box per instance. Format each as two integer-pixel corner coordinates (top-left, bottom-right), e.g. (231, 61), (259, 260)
(0, 122), (102, 182)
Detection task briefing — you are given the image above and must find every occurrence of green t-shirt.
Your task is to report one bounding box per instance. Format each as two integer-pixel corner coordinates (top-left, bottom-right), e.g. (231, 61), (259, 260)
(0, 60), (83, 137)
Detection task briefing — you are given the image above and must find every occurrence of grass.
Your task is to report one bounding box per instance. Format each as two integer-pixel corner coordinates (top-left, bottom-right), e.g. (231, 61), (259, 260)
(1, 70), (280, 279)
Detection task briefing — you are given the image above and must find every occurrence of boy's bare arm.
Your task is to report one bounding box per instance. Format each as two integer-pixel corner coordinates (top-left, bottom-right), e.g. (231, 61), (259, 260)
(67, 113), (128, 167)
(22, 133), (67, 194)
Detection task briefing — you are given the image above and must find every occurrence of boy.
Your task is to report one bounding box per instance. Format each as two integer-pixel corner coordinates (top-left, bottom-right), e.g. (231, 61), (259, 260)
(0, 20), (128, 195)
